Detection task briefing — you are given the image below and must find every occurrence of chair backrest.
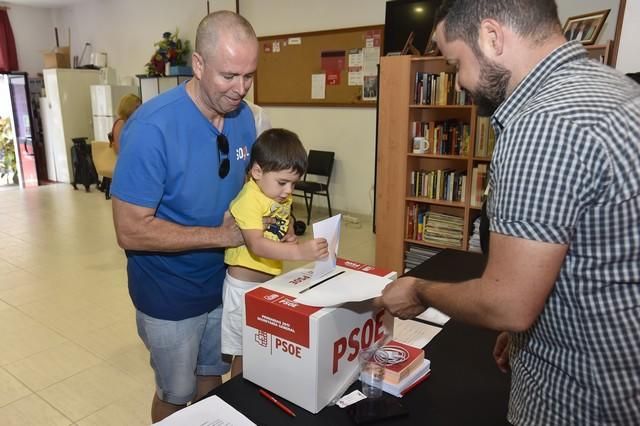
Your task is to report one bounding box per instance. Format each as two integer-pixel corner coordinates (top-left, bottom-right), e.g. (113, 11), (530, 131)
(305, 150), (335, 183)
(91, 141), (117, 178)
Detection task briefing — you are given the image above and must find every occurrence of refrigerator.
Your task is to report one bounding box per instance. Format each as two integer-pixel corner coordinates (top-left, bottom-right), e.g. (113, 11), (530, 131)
(41, 69), (100, 183)
(0, 72), (47, 188)
(90, 84), (137, 141)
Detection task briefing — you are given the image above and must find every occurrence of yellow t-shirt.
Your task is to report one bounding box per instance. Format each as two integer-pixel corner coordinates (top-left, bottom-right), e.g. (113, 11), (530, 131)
(224, 179), (292, 275)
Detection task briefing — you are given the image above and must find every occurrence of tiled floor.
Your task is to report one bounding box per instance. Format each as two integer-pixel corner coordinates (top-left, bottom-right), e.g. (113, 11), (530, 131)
(0, 184), (376, 425)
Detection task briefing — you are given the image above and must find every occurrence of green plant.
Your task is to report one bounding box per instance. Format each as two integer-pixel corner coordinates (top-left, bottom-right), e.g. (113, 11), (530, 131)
(0, 117), (17, 183)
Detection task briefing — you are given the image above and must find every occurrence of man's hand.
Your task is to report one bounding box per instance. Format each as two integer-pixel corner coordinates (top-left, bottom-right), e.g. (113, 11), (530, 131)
(220, 211), (244, 248)
(493, 331), (511, 373)
(372, 277), (427, 319)
(299, 238), (329, 260)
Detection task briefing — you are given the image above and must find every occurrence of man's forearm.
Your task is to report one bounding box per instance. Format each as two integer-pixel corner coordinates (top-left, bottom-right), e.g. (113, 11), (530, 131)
(418, 278), (536, 332)
(116, 216), (231, 252)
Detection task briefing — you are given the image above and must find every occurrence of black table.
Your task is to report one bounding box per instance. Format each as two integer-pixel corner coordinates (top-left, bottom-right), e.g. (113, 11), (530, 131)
(207, 249), (511, 425)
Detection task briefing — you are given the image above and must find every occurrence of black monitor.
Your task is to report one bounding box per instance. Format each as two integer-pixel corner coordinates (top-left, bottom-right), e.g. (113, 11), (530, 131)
(383, 0), (443, 55)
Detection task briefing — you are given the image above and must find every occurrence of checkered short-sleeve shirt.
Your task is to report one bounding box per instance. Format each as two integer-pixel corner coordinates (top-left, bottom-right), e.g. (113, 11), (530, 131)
(486, 41), (640, 425)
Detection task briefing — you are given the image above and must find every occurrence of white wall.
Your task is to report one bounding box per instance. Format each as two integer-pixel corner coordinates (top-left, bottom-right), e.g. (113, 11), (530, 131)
(7, 5), (55, 77)
(242, 0), (387, 216)
(557, 0), (620, 44)
(616, 0), (640, 73)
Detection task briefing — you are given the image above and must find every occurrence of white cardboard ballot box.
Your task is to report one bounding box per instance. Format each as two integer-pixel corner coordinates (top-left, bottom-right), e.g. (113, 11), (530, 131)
(243, 258), (397, 413)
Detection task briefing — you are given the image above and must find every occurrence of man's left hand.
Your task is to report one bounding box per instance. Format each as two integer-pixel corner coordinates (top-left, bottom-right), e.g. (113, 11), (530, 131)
(373, 277), (427, 319)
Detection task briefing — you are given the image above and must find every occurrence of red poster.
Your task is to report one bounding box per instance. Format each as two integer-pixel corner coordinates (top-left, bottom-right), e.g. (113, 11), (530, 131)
(326, 71), (340, 85)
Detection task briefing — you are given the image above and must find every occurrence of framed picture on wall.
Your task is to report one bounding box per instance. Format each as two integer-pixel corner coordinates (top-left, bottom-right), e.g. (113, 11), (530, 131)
(562, 9), (610, 45)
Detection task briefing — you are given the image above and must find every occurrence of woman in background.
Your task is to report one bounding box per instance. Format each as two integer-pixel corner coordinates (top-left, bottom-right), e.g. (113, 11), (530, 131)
(109, 93), (141, 154)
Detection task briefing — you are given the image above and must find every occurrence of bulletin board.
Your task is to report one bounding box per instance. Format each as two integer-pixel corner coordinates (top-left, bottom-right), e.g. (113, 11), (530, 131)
(254, 25), (384, 107)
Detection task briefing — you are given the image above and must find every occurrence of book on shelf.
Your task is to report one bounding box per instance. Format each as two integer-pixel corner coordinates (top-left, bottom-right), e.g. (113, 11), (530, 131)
(470, 163), (488, 208)
(422, 211), (463, 248)
(410, 169), (467, 202)
(475, 116), (496, 157)
(410, 119), (470, 156)
(414, 71), (471, 106)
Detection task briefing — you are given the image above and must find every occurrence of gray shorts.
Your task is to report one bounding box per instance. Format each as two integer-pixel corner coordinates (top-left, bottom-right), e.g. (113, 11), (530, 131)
(135, 306), (231, 405)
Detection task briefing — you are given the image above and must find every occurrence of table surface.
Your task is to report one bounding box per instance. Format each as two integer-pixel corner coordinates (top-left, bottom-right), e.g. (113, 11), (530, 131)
(207, 249), (511, 425)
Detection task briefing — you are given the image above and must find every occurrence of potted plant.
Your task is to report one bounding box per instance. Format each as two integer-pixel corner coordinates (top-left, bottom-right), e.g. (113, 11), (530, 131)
(0, 117), (18, 185)
(145, 30), (192, 77)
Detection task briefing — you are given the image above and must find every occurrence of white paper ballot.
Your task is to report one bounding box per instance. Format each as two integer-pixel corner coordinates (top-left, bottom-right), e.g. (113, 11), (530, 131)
(416, 307), (451, 325)
(154, 395), (255, 425)
(312, 214), (341, 279)
(294, 268), (390, 307)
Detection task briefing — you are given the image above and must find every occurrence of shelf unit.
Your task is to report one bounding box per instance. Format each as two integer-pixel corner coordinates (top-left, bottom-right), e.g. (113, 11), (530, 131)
(585, 41), (613, 65)
(375, 55), (490, 273)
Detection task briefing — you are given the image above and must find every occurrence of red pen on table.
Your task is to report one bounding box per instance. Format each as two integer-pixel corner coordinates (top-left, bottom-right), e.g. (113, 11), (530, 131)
(401, 371), (432, 396)
(259, 388), (296, 417)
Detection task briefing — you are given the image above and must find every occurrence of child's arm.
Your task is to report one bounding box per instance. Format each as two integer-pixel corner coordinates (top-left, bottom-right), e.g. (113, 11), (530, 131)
(241, 229), (329, 261)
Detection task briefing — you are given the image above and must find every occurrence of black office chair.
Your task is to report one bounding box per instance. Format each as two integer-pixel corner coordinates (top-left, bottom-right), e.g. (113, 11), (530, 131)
(294, 150), (335, 224)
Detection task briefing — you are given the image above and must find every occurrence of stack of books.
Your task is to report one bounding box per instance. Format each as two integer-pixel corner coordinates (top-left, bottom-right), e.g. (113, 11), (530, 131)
(423, 212), (464, 248)
(404, 245), (441, 272)
(380, 341), (431, 397)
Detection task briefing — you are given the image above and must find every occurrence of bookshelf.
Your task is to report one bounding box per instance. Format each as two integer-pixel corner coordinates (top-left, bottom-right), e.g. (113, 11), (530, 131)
(375, 55), (492, 273)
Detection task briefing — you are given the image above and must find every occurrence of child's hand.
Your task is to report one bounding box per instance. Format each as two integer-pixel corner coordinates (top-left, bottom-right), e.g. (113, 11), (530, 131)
(299, 238), (329, 260)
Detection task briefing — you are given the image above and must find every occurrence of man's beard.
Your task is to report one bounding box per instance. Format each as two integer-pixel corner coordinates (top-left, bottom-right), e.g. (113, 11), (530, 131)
(470, 56), (511, 116)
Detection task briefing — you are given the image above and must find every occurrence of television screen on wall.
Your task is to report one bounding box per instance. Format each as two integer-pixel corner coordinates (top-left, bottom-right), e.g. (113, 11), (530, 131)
(383, 0), (443, 55)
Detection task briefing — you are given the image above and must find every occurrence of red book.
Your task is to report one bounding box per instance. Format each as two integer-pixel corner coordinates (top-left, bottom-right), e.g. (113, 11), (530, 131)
(381, 340), (425, 384)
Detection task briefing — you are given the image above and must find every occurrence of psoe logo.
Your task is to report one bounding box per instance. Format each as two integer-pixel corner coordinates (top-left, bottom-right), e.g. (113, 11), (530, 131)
(255, 330), (269, 347)
(264, 294), (279, 301)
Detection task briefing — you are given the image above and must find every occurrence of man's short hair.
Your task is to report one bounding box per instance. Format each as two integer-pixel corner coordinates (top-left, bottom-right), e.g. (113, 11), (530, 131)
(435, 0), (562, 51)
(250, 128), (308, 177)
(195, 11), (257, 60)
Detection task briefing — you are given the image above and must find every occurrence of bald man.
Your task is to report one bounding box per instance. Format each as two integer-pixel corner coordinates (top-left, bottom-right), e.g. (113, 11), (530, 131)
(111, 11), (259, 421)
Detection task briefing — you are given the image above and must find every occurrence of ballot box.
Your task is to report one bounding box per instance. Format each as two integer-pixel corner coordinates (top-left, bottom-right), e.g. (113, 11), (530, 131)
(242, 259), (397, 413)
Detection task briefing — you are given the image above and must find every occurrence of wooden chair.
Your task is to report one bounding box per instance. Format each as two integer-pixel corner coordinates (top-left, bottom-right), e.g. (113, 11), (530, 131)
(294, 150), (335, 224)
(90, 141), (116, 199)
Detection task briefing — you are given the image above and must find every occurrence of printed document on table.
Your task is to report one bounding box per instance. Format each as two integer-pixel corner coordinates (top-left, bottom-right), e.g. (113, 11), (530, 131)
(154, 395), (255, 425)
(311, 214), (341, 279)
(393, 318), (442, 348)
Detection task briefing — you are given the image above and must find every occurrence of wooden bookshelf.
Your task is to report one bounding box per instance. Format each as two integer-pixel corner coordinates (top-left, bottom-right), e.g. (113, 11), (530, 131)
(585, 41), (613, 65)
(375, 55), (492, 273)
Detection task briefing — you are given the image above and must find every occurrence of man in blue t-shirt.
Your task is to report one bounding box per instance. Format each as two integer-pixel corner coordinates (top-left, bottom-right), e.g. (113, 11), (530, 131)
(111, 11), (259, 422)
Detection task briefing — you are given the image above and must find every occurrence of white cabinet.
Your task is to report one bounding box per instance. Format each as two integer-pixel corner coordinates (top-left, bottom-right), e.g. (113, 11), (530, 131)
(41, 69), (100, 183)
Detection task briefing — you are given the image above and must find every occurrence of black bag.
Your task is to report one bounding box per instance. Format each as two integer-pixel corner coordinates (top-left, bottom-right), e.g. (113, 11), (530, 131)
(70, 137), (99, 192)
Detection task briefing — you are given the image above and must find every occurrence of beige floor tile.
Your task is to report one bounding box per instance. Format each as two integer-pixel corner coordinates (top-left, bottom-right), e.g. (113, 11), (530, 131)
(0, 394), (72, 426)
(5, 342), (102, 391)
(0, 309), (67, 366)
(38, 362), (147, 422)
(0, 368), (31, 407)
(76, 391), (151, 426)
(71, 319), (143, 360)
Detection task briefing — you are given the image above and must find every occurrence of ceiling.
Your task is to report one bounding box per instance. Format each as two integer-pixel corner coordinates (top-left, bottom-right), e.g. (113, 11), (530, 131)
(5, 0), (85, 8)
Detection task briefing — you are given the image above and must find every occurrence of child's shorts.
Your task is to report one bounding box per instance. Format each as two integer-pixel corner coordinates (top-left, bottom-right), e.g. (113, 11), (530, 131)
(221, 271), (260, 356)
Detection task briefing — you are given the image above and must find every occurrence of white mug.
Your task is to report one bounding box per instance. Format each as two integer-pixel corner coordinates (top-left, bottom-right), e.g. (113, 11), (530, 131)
(412, 136), (428, 154)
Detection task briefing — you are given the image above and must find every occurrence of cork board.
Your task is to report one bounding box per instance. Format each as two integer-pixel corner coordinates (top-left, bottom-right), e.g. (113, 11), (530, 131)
(254, 25), (384, 107)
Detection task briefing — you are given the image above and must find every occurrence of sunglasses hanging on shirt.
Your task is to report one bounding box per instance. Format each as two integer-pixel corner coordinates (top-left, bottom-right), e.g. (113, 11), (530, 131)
(217, 134), (230, 178)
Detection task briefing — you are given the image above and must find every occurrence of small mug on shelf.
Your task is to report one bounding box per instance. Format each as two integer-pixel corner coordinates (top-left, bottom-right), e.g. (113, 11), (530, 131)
(412, 136), (429, 154)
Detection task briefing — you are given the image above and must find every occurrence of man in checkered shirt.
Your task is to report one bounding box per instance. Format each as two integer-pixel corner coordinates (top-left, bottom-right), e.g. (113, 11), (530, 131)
(374, 0), (640, 424)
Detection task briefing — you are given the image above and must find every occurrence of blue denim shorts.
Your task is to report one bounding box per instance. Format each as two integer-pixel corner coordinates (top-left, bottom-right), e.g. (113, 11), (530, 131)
(136, 306), (231, 405)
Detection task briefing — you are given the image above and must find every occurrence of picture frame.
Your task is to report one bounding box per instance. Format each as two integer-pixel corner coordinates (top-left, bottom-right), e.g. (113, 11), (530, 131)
(562, 9), (610, 45)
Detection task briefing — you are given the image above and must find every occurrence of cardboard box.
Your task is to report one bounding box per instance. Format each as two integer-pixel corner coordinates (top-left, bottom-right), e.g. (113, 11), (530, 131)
(43, 47), (70, 69)
(243, 258), (397, 413)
